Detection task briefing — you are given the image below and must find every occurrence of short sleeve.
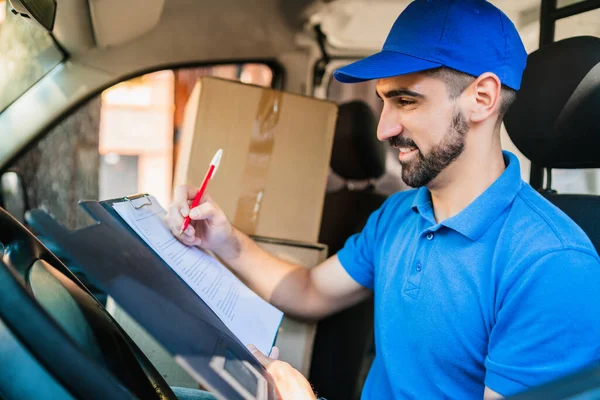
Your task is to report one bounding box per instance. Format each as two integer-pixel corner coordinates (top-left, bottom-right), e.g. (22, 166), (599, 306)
(336, 198), (391, 291)
(485, 249), (600, 396)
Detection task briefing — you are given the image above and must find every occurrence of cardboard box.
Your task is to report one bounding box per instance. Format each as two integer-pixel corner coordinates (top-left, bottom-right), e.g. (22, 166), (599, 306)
(175, 77), (338, 242)
(253, 236), (328, 377)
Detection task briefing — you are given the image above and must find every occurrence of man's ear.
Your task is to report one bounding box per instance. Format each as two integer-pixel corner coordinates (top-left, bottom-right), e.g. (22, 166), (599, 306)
(466, 73), (501, 123)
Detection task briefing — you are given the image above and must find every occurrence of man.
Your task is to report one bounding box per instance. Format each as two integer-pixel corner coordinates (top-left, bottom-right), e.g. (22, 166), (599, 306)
(167, 0), (600, 398)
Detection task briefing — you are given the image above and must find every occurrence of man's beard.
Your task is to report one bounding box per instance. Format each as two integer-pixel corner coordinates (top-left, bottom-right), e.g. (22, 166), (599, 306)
(389, 109), (469, 188)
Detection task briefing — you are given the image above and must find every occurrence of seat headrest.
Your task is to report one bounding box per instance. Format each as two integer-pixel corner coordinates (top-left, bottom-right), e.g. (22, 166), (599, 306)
(330, 100), (386, 180)
(504, 36), (600, 169)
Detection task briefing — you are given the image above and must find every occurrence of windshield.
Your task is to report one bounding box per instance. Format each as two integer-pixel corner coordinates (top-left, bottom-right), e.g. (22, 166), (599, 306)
(0, 0), (64, 113)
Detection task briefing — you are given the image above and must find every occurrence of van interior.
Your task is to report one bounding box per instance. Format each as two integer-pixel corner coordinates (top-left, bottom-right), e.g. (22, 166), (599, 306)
(0, 0), (599, 399)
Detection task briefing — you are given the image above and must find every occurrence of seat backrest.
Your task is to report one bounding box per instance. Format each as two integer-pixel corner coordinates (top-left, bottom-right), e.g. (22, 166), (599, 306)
(540, 193), (600, 252)
(0, 207), (176, 400)
(310, 100), (387, 400)
(505, 36), (600, 254)
(318, 100), (387, 255)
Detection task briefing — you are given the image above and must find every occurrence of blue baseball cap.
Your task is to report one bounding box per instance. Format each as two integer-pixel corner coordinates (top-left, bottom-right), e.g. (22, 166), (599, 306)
(334, 0), (527, 90)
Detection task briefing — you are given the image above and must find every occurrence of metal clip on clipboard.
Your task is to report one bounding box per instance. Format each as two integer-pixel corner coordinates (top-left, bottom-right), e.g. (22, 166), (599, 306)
(124, 194), (152, 210)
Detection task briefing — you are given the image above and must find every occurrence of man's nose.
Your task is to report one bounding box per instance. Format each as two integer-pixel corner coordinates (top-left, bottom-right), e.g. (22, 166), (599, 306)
(377, 109), (403, 142)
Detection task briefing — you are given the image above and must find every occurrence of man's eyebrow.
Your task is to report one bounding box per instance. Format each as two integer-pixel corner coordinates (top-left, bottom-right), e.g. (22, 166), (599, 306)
(376, 88), (425, 99)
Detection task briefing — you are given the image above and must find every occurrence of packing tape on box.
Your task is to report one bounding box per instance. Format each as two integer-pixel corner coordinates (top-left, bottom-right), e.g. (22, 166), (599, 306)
(233, 90), (283, 234)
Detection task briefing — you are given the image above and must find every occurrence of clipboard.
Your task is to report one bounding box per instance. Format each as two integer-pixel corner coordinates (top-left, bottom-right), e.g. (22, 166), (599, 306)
(27, 194), (279, 400)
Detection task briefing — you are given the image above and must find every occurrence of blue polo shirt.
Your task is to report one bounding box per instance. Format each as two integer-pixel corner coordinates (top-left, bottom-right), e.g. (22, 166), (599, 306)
(337, 151), (600, 399)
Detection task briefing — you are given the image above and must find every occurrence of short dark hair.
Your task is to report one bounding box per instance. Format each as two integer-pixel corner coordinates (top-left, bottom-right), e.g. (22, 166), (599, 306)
(424, 67), (517, 125)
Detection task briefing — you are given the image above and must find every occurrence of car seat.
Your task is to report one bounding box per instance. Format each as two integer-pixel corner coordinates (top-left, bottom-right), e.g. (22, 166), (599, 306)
(310, 100), (388, 400)
(504, 35), (600, 254)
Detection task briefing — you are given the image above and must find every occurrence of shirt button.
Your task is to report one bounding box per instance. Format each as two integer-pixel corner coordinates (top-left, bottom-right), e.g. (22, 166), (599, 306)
(427, 233), (434, 241)
(416, 262), (422, 271)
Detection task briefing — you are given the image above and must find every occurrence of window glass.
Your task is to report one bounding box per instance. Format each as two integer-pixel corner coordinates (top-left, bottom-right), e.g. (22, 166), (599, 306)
(551, 169), (600, 195)
(0, 0), (64, 112)
(555, 8), (600, 41)
(100, 70), (176, 208)
(9, 63), (274, 229)
(557, 0), (587, 8)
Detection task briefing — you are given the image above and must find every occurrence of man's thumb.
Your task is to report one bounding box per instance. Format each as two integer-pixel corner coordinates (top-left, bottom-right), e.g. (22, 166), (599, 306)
(269, 346), (280, 360)
(247, 344), (272, 367)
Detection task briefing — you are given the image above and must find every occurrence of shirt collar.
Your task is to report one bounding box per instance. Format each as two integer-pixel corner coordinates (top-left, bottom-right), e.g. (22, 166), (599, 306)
(411, 151), (524, 240)
(411, 186), (435, 224)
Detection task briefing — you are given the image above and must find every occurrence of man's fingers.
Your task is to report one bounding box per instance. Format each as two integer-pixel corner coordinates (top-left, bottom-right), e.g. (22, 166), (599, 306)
(173, 187), (217, 221)
(166, 212), (201, 245)
(269, 346), (280, 360)
(172, 227), (200, 246)
(248, 346), (315, 399)
(247, 345), (272, 367)
(166, 208), (182, 232)
(179, 224), (195, 238)
(170, 209), (195, 237)
(189, 202), (218, 221)
(183, 225), (195, 237)
(168, 205), (183, 223)
(173, 185), (194, 203)
(173, 185), (198, 215)
(166, 206), (192, 236)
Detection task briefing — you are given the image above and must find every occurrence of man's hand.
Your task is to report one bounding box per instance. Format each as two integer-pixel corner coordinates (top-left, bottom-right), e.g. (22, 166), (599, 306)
(166, 185), (239, 260)
(248, 345), (316, 400)
(167, 187), (369, 322)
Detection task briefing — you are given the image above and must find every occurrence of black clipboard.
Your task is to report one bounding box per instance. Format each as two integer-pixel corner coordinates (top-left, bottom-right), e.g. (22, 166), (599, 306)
(27, 194), (278, 400)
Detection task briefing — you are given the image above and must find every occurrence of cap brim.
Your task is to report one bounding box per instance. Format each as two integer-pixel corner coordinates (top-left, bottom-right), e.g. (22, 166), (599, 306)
(334, 50), (442, 83)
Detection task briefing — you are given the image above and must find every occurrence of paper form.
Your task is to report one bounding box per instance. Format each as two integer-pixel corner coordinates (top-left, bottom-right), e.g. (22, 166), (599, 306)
(113, 196), (283, 355)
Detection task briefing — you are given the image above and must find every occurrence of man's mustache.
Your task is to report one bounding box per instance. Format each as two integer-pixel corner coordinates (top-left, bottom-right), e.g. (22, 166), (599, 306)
(389, 135), (418, 149)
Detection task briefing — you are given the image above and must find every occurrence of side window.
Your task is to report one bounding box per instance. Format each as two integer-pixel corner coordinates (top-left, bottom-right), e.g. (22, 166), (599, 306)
(327, 76), (409, 195)
(12, 64), (274, 229)
(0, 0), (64, 113)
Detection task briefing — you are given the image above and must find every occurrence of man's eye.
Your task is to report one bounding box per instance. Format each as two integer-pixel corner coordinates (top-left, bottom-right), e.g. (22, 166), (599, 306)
(398, 98), (416, 106)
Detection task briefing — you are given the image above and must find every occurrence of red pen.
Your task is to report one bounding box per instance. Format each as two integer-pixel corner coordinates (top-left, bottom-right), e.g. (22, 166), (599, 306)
(179, 149), (223, 235)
